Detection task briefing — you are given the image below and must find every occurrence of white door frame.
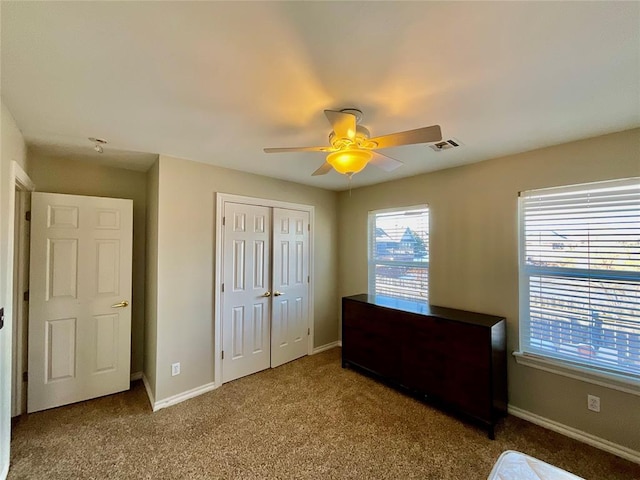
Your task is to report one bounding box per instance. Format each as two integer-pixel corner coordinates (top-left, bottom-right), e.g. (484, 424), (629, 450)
(214, 193), (314, 386)
(8, 162), (34, 417)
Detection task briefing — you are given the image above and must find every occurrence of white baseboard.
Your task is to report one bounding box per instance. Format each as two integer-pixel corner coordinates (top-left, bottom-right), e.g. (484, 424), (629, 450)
(312, 341), (341, 354)
(508, 405), (640, 464)
(130, 371), (142, 381)
(141, 373), (155, 410)
(1, 461), (9, 480)
(151, 381), (217, 412)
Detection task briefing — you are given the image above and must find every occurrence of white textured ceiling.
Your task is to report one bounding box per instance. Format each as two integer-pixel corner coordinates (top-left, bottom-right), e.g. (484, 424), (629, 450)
(2, 2), (639, 190)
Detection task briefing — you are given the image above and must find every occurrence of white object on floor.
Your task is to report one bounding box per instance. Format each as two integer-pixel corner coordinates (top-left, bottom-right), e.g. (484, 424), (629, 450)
(487, 450), (585, 480)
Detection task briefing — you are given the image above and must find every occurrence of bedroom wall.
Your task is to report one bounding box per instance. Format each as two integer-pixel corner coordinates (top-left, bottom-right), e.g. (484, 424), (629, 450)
(0, 101), (28, 479)
(144, 160), (159, 396)
(27, 154), (148, 375)
(337, 128), (640, 452)
(151, 154), (339, 402)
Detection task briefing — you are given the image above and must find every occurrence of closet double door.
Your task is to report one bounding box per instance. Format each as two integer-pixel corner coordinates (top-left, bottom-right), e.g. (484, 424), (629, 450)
(222, 202), (310, 383)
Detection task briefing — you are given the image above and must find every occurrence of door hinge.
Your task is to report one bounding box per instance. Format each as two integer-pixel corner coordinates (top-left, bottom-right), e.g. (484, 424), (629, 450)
(221, 351), (224, 360)
(307, 224), (310, 231)
(23, 290), (29, 302)
(25, 211), (31, 221)
(307, 328), (310, 336)
(22, 371), (28, 382)
(222, 216), (226, 226)
(221, 283), (225, 293)
(307, 275), (310, 284)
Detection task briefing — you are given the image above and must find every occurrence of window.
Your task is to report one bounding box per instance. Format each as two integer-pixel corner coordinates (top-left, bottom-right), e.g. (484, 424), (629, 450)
(368, 206), (429, 302)
(519, 178), (640, 382)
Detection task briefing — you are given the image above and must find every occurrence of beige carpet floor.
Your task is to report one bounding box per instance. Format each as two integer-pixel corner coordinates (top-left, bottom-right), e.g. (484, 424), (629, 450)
(9, 348), (639, 480)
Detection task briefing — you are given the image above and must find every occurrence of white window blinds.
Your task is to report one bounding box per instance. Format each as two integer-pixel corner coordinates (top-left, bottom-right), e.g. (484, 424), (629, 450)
(519, 178), (640, 379)
(368, 206), (429, 302)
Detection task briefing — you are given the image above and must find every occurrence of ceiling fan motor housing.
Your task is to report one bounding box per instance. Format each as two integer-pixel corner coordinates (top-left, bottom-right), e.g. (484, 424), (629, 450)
(339, 108), (363, 123)
(329, 125), (375, 149)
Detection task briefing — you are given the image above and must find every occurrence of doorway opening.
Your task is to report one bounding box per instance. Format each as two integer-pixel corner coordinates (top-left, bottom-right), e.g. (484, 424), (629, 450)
(10, 162), (34, 419)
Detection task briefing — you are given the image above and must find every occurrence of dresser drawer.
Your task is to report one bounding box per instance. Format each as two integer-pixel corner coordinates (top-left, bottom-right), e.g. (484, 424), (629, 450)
(343, 301), (395, 336)
(444, 364), (492, 419)
(343, 328), (400, 380)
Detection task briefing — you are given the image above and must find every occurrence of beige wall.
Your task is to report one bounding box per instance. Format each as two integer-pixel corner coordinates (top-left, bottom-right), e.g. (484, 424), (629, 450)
(28, 154), (149, 374)
(337, 128), (640, 451)
(151, 154), (338, 402)
(0, 101), (28, 477)
(144, 160), (159, 395)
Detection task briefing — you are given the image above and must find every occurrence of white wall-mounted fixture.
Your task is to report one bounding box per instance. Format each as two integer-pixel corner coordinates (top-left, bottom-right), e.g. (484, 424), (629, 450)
(88, 137), (107, 153)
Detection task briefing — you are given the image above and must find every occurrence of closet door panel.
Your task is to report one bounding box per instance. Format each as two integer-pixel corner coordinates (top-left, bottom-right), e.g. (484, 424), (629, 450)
(271, 208), (310, 368)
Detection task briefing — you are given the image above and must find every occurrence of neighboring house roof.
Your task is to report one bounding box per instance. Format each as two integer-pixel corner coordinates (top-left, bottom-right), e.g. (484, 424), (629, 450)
(400, 227), (416, 244)
(375, 227), (394, 242)
(376, 226), (425, 244)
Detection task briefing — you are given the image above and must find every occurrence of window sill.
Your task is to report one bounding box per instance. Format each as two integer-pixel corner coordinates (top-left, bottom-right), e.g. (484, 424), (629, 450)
(512, 352), (640, 396)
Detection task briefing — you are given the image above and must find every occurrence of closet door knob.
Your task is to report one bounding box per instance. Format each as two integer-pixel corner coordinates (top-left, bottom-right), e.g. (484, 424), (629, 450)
(273, 291), (284, 297)
(262, 291), (271, 297)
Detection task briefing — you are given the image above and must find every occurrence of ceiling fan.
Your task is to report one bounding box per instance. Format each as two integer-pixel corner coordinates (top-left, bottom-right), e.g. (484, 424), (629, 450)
(263, 109), (442, 177)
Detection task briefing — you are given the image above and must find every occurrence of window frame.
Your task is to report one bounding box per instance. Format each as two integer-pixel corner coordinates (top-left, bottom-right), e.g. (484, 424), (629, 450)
(516, 178), (640, 393)
(367, 204), (430, 302)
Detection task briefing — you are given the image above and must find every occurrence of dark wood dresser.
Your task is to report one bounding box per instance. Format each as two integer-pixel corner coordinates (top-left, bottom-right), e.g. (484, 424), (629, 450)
(342, 294), (507, 438)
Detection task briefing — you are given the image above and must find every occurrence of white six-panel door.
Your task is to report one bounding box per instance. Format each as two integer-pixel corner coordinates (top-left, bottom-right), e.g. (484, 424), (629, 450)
(221, 202), (310, 383)
(222, 203), (272, 383)
(271, 208), (309, 368)
(28, 193), (133, 413)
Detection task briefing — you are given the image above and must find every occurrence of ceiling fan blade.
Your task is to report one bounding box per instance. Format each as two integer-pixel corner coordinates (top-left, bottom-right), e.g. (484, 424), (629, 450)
(311, 162), (333, 176)
(369, 151), (404, 172)
(369, 125), (442, 149)
(324, 110), (357, 141)
(263, 146), (330, 153)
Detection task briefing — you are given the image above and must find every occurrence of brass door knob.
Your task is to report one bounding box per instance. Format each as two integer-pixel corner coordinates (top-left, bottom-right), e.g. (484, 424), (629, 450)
(273, 291), (284, 297)
(262, 291), (271, 297)
(111, 300), (129, 308)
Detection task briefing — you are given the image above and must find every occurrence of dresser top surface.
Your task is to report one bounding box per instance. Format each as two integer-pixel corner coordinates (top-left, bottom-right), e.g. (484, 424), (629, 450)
(344, 294), (505, 328)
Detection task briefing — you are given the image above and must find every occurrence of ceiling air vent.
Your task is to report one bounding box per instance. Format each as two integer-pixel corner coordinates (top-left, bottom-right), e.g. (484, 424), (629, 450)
(429, 138), (462, 152)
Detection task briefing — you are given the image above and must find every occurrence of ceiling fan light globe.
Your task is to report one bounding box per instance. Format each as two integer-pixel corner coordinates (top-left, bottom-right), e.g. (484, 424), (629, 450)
(327, 149), (372, 175)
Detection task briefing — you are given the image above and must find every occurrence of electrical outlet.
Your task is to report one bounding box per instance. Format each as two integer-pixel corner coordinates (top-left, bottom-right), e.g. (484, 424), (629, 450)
(587, 394), (600, 412)
(171, 362), (181, 376)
